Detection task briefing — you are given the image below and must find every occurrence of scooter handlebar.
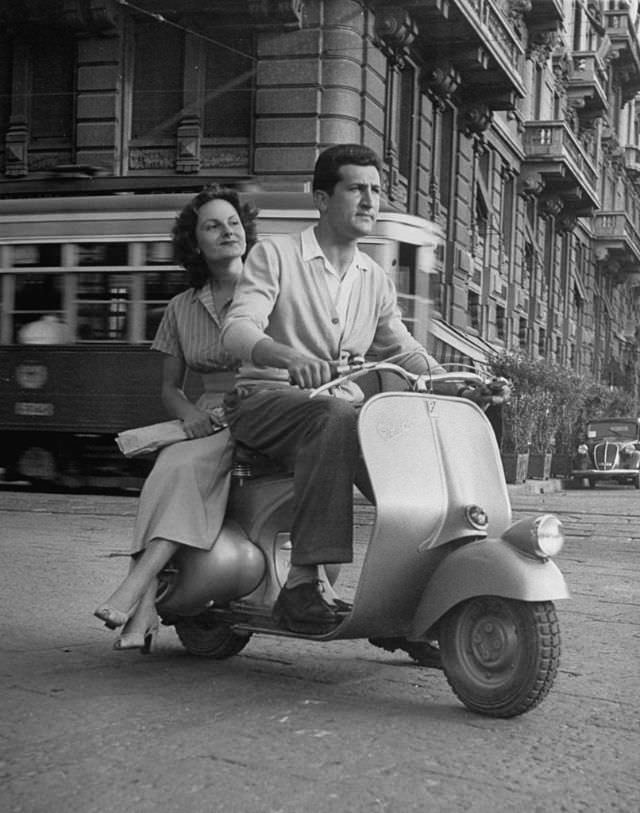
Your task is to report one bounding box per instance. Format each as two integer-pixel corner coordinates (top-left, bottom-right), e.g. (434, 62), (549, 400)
(309, 360), (488, 398)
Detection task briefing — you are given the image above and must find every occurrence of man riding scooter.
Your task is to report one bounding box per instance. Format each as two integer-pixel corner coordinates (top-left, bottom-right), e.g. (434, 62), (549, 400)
(221, 143), (510, 636)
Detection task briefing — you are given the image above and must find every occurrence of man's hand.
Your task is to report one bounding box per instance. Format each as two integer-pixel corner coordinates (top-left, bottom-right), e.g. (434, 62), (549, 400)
(252, 339), (333, 389)
(286, 355), (333, 389)
(461, 377), (511, 408)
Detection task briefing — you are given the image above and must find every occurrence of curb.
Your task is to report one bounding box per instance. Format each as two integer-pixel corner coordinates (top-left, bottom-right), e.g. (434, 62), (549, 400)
(507, 478), (568, 495)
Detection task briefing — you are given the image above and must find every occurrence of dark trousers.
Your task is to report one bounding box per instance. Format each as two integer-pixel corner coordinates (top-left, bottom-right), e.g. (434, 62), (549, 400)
(224, 388), (371, 566)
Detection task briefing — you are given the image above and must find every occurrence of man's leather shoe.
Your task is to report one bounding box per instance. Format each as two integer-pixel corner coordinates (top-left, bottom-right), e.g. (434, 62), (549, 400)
(272, 582), (340, 635)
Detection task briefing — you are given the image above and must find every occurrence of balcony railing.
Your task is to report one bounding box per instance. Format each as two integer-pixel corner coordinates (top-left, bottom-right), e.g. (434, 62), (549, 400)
(523, 121), (599, 212)
(604, 4), (640, 101)
(568, 51), (609, 116)
(414, 0), (526, 106)
(593, 211), (640, 266)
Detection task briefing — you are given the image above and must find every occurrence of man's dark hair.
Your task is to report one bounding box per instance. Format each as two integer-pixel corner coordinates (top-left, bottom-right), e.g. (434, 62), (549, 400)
(172, 185), (258, 289)
(312, 143), (382, 194)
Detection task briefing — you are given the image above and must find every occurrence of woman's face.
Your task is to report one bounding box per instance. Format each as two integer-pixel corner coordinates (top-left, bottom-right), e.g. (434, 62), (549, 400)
(195, 198), (246, 272)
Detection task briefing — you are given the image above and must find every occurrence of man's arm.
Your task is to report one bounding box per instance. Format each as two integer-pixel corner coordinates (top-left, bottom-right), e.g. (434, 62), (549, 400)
(222, 237), (333, 389)
(221, 239), (280, 362)
(251, 338), (332, 389)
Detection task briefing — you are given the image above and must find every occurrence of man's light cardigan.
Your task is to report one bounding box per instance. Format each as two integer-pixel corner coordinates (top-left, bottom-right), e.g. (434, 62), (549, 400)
(221, 227), (444, 385)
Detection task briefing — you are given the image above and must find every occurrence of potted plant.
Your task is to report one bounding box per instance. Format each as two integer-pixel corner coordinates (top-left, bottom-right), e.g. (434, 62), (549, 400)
(489, 353), (545, 483)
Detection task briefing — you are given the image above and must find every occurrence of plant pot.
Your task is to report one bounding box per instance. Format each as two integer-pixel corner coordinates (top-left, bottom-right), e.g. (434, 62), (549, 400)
(501, 452), (530, 484)
(550, 453), (571, 477)
(528, 452), (552, 480)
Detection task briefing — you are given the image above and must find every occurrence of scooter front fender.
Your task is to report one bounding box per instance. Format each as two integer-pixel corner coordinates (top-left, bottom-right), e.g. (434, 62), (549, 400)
(409, 538), (570, 640)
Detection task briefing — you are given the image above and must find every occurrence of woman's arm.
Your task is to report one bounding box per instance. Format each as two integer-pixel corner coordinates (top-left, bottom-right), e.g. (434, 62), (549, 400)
(159, 354), (216, 438)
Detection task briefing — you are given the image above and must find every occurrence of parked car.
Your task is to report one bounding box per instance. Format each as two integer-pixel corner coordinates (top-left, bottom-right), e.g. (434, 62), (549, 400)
(572, 417), (640, 489)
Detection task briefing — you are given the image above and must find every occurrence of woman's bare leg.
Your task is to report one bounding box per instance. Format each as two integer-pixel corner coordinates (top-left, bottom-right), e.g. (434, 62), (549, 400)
(94, 538), (178, 628)
(113, 577), (160, 651)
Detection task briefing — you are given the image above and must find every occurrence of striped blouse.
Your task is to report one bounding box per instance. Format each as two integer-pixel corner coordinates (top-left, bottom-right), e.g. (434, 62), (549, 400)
(152, 284), (236, 373)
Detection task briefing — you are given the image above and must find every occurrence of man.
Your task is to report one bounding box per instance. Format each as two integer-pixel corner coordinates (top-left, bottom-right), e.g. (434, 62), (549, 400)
(222, 143), (507, 634)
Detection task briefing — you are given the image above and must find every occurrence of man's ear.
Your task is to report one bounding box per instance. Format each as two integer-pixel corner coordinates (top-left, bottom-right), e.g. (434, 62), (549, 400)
(313, 189), (330, 213)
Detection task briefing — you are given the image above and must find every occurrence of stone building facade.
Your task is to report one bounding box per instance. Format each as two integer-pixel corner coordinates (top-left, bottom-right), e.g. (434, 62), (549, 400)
(1, 0), (640, 393)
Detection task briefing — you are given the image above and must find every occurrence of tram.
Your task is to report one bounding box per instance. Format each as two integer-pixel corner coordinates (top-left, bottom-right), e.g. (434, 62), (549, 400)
(0, 189), (441, 489)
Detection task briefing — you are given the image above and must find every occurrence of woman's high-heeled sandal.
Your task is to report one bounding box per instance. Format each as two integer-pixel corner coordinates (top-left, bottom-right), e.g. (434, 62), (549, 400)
(94, 605), (130, 630)
(113, 622), (158, 654)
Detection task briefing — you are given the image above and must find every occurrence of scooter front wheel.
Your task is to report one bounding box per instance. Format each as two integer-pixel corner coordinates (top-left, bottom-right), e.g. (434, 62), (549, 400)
(439, 597), (560, 718)
(174, 611), (251, 658)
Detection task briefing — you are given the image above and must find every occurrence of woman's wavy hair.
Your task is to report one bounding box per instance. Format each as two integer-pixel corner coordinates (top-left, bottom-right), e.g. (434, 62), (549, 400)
(172, 185), (259, 289)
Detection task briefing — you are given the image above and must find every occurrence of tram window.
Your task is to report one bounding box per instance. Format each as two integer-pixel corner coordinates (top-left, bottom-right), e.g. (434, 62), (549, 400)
(13, 244), (61, 267)
(11, 273), (66, 343)
(76, 272), (131, 340)
(143, 270), (188, 339)
(76, 243), (128, 266)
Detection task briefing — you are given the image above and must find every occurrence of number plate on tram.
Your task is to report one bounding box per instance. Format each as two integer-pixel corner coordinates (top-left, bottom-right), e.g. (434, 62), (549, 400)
(14, 402), (55, 417)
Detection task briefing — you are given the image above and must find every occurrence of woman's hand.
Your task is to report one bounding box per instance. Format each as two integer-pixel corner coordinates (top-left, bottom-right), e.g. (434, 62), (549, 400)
(181, 405), (217, 439)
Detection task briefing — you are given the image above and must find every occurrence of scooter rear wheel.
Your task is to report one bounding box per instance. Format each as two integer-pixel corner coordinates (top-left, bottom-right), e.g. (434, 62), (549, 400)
(174, 611), (251, 658)
(439, 596), (560, 718)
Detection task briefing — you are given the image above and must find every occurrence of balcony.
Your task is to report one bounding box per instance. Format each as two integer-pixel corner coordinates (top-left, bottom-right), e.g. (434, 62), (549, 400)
(523, 0), (564, 25)
(567, 51), (609, 120)
(604, 4), (640, 102)
(593, 211), (640, 272)
(399, 0), (526, 109)
(625, 145), (640, 178)
(522, 121), (600, 216)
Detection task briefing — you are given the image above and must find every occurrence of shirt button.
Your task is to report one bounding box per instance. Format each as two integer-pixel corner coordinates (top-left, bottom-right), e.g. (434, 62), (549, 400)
(331, 317), (339, 324)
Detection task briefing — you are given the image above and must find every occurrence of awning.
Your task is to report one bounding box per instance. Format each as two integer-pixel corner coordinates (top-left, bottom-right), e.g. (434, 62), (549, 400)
(428, 319), (496, 368)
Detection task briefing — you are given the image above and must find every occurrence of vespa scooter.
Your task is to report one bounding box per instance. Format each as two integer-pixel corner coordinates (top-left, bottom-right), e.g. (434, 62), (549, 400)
(155, 362), (569, 718)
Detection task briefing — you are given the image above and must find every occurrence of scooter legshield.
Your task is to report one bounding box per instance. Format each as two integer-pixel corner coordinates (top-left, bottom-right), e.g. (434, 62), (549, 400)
(337, 391), (512, 639)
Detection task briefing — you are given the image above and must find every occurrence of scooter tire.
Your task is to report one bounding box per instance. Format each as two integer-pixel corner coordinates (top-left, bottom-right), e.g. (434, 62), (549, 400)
(439, 596), (560, 718)
(174, 612), (251, 659)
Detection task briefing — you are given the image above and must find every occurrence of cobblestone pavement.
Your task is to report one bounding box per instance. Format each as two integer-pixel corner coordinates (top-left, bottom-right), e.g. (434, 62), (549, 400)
(0, 485), (638, 813)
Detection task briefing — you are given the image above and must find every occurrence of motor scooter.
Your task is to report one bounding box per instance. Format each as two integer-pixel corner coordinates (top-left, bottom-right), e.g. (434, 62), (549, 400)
(155, 362), (569, 718)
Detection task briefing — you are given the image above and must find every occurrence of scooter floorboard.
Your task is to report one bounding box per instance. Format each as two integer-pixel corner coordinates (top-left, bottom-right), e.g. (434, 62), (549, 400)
(217, 603), (352, 641)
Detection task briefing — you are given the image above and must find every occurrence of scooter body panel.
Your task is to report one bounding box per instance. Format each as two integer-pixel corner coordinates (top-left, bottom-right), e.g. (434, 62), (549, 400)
(329, 392), (513, 639)
(409, 537), (570, 639)
(157, 474), (294, 615)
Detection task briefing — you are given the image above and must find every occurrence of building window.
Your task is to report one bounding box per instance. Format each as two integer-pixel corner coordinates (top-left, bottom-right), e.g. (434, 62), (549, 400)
(0, 32), (11, 140)
(538, 326), (546, 356)
(29, 31), (76, 142)
(496, 305), (506, 341)
(431, 103), (455, 218)
(130, 18), (254, 145)
(518, 317), (528, 348)
(203, 34), (253, 138)
(468, 290), (480, 331)
(500, 169), (515, 261)
(131, 23), (184, 139)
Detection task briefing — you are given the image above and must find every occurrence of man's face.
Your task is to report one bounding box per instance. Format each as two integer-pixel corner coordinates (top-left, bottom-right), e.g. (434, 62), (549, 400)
(316, 163), (381, 240)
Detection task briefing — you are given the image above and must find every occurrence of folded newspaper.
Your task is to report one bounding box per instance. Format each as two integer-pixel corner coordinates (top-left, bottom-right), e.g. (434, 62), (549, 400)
(116, 420), (189, 457)
(116, 409), (227, 457)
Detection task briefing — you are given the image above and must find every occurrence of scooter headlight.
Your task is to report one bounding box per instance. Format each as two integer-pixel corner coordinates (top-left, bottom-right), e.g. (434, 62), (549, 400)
(502, 514), (564, 560)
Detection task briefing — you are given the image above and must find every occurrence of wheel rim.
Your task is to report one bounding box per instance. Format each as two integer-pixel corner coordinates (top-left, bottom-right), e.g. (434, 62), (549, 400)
(453, 600), (524, 687)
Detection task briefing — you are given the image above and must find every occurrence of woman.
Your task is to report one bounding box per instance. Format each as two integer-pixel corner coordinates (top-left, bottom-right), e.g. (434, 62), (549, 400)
(94, 185), (257, 651)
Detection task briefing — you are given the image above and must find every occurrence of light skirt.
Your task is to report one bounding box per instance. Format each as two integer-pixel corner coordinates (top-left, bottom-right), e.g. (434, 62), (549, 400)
(131, 427), (234, 554)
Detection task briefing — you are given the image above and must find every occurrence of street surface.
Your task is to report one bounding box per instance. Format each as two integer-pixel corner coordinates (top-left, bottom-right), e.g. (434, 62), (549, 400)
(0, 485), (639, 813)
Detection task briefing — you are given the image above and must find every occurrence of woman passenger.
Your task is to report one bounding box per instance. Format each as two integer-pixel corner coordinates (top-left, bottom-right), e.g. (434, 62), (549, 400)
(94, 185), (257, 650)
